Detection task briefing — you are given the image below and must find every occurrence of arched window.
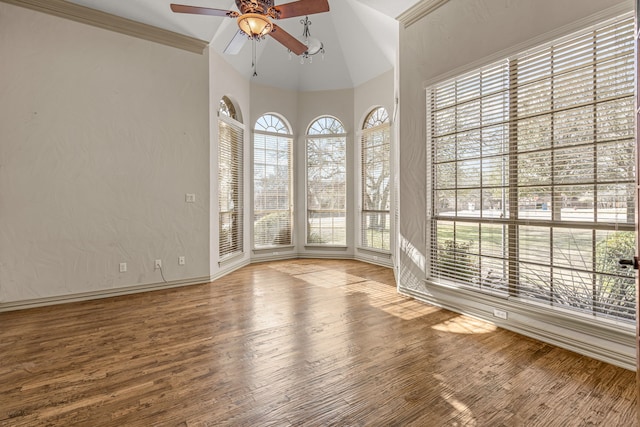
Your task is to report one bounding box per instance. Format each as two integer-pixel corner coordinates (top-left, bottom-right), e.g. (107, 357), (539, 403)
(253, 114), (293, 248)
(360, 107), (391, 251)
(219, 96), (237, 120)
(306, 116), (347, 245)
(218, 96), (243, 260)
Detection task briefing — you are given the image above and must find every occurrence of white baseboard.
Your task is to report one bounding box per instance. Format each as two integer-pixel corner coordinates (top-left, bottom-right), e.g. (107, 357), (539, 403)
(0, 275), (211, 313)
(400, 286), (636, 371)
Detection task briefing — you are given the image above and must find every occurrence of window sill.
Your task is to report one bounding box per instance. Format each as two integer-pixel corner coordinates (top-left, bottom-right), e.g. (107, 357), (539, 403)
(253, 245), (295, 254)
(218, 252), (245, 267)
(304, 245), (348, 251)
(356, 247), (391, 257)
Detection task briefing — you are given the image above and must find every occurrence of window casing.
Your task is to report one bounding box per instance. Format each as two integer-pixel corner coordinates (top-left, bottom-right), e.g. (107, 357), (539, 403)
(360, 107), (391, 251)
(253, 114), (293, 248)
(306, 117), (347, 245)
(219, 98), (244, 260)
(426, 15), (636, 322)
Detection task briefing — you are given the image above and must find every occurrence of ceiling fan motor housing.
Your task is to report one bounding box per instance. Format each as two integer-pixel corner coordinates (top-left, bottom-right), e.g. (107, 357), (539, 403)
(236, 0), (280, 19)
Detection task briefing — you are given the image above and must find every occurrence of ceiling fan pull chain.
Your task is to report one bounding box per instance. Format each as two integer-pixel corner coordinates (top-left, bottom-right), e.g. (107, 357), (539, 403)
(252, 39), (258, 77)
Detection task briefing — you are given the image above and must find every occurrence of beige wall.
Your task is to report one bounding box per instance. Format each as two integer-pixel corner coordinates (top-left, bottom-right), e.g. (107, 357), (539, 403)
(0, 3), (210, 304)
(0, 1), (396, 306)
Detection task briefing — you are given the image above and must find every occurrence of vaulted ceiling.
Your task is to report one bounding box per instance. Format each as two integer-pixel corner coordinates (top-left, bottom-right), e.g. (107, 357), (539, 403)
(65, 0), (421, 91)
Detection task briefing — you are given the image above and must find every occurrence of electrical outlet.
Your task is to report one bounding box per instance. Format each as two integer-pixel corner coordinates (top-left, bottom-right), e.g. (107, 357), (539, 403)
(178, 256), (185, 265)
(185, 193), (196, 203)
(119, 262), (127, 273)
(493, 309), (508, 320)
(155, 259), (162, 269)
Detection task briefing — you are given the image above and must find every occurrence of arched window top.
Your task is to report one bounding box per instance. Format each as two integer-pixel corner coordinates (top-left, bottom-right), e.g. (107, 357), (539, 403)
(219, 96), (238, 121)
(255, 114), (291, 134)
(307, 116), (345, 136)
(363, 107), (390, 129)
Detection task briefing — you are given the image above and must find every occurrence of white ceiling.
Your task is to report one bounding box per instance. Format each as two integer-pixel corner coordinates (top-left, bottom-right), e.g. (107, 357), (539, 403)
(65, 0), (421, 91)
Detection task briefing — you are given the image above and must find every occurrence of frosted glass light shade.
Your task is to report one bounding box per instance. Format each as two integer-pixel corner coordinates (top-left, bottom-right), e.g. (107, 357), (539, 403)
(237, 13), (273, 39)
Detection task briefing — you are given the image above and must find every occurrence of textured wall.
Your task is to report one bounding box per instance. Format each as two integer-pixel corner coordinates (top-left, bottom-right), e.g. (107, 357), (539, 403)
(0, 3), (210, 304)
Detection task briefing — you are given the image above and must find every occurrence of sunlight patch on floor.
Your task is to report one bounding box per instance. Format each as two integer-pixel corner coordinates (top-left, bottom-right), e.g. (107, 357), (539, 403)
(267, 262), (327, 276)
(294, 270), (366, 288)
(267, 263), (439, 320)
(432, 315), (497, 334)
(345, 281), (441, 320)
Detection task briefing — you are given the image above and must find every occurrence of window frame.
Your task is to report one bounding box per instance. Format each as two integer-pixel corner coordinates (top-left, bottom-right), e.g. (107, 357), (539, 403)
(252, 113), (294, 249)
(359, 107), (391, 253)
(425, 13), (636, 325)
(218, 101), (245, 262)
(305, 116), (348, 247)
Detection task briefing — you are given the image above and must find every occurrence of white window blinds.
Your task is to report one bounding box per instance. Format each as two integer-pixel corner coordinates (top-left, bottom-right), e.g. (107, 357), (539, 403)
(253, 114), (293, 248)
(427, 15), (636, 322)
(361, 107), (391, 251)
(307, 117), (347, 245)
(219, 114), (244, 260)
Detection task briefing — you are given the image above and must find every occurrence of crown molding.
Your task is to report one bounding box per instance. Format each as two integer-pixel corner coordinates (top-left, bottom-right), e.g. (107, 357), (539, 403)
(397, 0), (450, 28)
(0, 0), (209, 54)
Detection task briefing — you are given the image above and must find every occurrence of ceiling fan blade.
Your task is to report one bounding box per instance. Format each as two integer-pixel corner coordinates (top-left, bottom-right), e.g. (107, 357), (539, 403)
(170, 4), (235, 17)
(224, 30), (248, 55)
(270, 24), (307, 55)
(274, 0), (330, 19)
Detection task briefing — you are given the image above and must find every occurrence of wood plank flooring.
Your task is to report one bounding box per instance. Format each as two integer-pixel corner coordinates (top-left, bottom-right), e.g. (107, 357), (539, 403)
(0, 259), (636, 426)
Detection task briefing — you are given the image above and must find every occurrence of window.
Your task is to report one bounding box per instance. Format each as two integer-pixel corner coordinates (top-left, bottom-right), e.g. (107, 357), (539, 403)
(361, 107), (391, 251)
(306, 116), (347, 245)
(427, 15), (636, 322)
(218, 96), (244, 259)
(253, 114), (293, 248)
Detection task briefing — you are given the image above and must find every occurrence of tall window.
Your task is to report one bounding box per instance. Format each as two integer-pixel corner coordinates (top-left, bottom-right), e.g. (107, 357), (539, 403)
(361, 107), (391, 251)
(218, 96), (244, 259)
(427, 15), (636, 322)
(306, 116), (347, 245)
(253, 114), (293, 248)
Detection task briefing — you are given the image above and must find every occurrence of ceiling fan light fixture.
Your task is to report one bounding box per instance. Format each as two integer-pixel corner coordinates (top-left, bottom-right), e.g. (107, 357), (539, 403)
(237, 13), (273, 40)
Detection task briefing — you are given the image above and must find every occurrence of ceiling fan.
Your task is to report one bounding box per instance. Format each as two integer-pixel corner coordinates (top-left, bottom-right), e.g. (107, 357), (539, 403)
(170, 0), (330, 56)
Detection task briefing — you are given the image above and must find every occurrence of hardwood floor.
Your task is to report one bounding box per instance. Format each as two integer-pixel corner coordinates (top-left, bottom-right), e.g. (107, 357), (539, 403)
(0, 259), (636, 426)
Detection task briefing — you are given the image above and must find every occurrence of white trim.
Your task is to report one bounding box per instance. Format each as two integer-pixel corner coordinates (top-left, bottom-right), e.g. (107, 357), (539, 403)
(422, 3), (634, 89)
(251, 252), (299, 263)
(218, 251), (245, 267)
(218, 112), (246, 130)
(397, 0), (451, 28)
(297, 253), (353, 260)
(252, 129), (294, 139)
(211, 258), (251, 281)
(303, 245), (348, 250)
(253, 245), (295, 253)
(0, 275), (211, 313)
(355, 251), (393, 268)
(357, 246), (392, 257)
(0, 0), (208, 54)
